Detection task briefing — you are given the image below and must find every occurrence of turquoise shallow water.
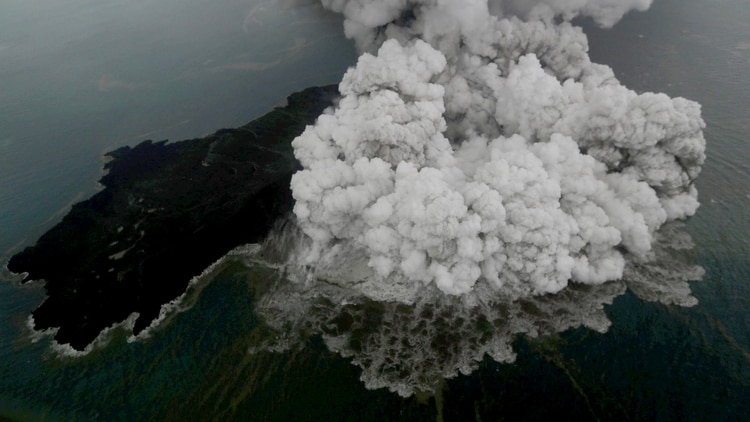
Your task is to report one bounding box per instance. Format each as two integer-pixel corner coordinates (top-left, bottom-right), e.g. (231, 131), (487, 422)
(2, 0), (750, 420)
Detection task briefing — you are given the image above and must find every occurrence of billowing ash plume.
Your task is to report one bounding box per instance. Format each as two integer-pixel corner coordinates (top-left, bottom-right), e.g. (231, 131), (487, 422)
(247, 220), (703, 396)
(289, 0), (705, 301)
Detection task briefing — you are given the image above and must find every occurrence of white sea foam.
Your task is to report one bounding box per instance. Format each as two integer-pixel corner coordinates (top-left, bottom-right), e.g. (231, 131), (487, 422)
(18, 244), (263, 356)
(26, 312), (139, 359)
(127, 244), (263, 343)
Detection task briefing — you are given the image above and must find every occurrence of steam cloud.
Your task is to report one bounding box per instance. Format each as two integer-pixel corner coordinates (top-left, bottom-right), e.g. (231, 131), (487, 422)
(248, 220), (703, 396)
(289, 0), (705, 301)
(243, 0), (707, 396)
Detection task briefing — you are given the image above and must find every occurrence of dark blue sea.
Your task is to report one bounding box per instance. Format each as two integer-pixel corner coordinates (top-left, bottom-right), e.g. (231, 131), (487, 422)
(1, 0), (748, 420)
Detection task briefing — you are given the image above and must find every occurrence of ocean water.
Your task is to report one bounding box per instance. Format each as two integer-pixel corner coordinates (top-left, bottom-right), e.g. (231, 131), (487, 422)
(1, 0), (749, 420)
(0, 0), (355, 255)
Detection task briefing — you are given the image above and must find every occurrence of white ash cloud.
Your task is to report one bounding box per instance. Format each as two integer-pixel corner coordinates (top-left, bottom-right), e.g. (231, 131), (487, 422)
(290, 0), (705, 300)
(248, 221), (702, 397)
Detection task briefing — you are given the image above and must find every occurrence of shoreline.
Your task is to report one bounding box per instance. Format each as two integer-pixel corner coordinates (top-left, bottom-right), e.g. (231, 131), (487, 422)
(6, 85), (339, 351)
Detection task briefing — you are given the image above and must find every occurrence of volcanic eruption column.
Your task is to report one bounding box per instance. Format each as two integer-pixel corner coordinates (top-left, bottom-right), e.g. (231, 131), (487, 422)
(289, 0), (705, 301)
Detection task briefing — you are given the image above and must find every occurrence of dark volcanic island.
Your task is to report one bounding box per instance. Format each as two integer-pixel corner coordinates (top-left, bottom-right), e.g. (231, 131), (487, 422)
(7, 85), (338, 351)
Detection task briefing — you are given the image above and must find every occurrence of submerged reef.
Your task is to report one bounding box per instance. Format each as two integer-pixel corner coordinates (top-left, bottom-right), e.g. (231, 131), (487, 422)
(7, 85), (338, 351)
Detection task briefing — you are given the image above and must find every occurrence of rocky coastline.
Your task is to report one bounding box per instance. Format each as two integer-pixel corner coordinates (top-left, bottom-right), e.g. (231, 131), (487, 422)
(7, 85), (338, 351)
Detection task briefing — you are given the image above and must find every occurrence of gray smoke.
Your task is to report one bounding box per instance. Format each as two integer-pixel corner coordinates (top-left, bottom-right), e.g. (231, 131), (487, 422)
(288, 0), (705, 301)
(247, 220), (702, 396)
(238, 0), (708, 395)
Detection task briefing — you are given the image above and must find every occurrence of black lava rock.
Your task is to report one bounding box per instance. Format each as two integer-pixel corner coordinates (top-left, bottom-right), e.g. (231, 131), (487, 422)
(7, 85), (339, 351)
